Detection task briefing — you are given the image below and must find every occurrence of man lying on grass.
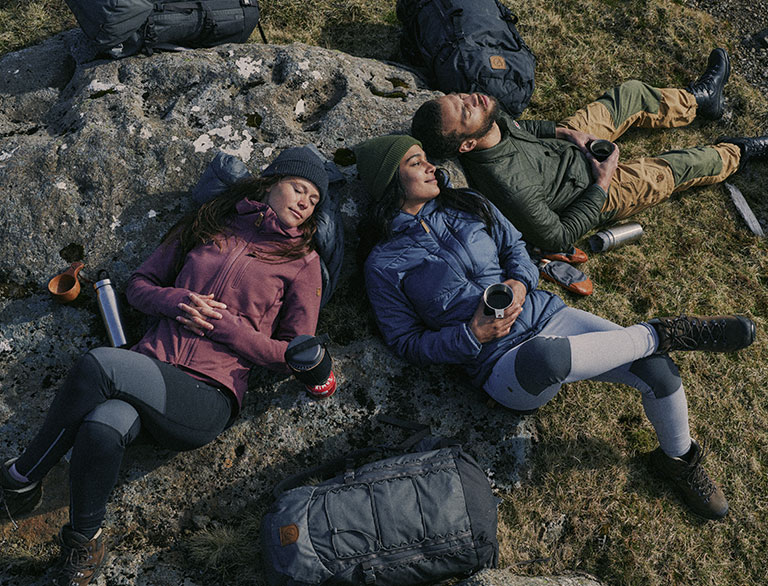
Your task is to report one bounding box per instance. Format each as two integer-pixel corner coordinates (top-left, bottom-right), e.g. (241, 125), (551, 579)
(411, 48), (767, 257)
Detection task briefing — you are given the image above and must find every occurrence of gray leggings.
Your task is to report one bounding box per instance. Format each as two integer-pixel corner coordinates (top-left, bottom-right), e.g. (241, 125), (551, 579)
(484, 307), (691, 457)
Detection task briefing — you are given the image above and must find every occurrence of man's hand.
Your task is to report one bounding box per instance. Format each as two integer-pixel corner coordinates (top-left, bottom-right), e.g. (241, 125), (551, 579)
(469, 279), (527, 344)
(588, 143), (619, 192)
(176, 292), (227, 336)
(555, 126), (598, 153)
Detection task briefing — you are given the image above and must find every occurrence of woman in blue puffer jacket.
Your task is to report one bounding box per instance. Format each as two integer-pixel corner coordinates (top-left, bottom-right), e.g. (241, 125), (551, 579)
(355, 134), (755, 521)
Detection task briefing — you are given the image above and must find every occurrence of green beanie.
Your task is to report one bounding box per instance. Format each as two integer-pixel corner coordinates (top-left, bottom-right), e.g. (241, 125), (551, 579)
(355, 135), (422, 200)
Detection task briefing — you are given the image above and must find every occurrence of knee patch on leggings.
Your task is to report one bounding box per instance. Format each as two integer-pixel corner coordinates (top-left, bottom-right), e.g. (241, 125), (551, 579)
(83, 400), (141, 447)
(514, 337), (571, 396)
(629, 354), (681, 398)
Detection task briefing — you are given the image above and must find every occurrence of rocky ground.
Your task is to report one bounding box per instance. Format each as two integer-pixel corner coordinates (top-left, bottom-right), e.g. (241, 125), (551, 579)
(686, 0), (768, 102)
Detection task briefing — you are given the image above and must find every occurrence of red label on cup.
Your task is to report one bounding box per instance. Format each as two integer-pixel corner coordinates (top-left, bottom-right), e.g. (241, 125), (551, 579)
(306, 370), (336, 398)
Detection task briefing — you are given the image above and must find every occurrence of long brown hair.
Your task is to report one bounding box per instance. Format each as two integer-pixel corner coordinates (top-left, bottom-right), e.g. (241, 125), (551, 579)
(165, 175), (317, 272)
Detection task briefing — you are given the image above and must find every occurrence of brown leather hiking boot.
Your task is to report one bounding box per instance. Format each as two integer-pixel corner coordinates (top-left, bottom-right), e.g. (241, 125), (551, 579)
(648, 314), (755, 353)
(52, 525), (108, 586)
(650, 440), (729, 520)
(1, 458), (42, 529)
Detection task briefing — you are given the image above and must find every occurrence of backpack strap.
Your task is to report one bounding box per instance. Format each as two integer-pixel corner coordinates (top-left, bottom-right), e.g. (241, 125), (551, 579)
(376, 414), (432, 450)
(256, 21), (267, 43)
(272, 446), (381, 498)
(495, 0), (518, 24)
(441, 0), (464, 41)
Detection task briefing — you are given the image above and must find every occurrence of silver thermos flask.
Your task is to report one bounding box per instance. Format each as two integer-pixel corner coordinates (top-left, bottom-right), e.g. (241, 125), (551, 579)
(588, 222), (644, 252)
(93, 271), (127, 347)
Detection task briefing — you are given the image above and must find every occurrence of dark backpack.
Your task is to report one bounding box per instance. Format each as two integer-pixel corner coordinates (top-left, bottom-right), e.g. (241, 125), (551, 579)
(64, 0), (266, 58)
(191, 149), (345, 309)
(397, 0), (536, 118)
(260, 432), (499, 586)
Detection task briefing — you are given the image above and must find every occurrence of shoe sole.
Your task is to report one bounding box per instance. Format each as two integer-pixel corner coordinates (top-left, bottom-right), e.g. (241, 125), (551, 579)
(2, 484), (43, 521)
(743, 317), (756, 347)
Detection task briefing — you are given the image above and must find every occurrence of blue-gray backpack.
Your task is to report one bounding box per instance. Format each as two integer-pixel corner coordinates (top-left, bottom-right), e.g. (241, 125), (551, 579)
(191, 149), (345, 309)
(397, 0), (536, 118)
(260, 431), (500, 585)
(64, 0), (266, 58)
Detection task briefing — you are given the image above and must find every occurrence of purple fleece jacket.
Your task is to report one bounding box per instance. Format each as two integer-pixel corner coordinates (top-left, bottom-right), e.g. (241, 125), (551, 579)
(125, 198), (322, 412)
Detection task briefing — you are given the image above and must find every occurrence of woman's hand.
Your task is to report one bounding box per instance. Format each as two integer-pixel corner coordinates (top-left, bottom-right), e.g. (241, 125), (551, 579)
(176, 293), (227, 336)
(503, 278), (528, 310)
(469, 280), (527, 344)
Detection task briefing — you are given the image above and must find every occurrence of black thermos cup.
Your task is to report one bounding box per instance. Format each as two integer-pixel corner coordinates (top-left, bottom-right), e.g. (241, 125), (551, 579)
(284, 333), (336, 398)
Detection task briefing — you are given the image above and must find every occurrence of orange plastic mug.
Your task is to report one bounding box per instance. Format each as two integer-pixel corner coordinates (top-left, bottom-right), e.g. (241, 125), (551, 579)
(48, 261), (84, 303)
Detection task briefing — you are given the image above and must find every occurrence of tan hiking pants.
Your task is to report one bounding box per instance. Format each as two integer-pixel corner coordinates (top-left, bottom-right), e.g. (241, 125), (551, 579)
(559, 80), (741, 220)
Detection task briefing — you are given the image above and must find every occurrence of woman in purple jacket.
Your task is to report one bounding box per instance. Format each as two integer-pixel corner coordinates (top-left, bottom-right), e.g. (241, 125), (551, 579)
(0, 147), (328, 586)
(355, 135), (755, 523)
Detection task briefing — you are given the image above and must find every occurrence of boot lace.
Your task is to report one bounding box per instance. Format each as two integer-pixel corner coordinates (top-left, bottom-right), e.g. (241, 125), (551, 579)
(59, 538), (100, 583)
(684, 443), (716, 500)
(1, 490), (19, 530)
(689, 70), (718, 95)
(661, 316), (726, 350)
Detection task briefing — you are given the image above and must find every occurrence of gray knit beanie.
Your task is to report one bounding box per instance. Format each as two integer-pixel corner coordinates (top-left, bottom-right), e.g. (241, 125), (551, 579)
(261, 146), (329, 201)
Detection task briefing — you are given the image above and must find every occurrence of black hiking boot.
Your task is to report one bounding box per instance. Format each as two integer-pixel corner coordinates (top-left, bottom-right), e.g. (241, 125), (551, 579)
(52, 525), (108, 586)
(1, 458), (42, 528)
(648, 314), (755, 353)
(687, 48), (730, 120)
(650, 440), (729, 520)
(716, 135), (768, 167)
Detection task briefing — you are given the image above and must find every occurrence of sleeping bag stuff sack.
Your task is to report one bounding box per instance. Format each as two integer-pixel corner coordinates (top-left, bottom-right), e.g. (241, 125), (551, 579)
(64, 0), (264, 58)
(397, 0), (536, 118)
(261, 444), (500, 585)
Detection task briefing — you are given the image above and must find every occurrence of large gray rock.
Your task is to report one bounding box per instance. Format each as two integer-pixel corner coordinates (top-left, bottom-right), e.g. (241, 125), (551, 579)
(0, 33), (542, 585)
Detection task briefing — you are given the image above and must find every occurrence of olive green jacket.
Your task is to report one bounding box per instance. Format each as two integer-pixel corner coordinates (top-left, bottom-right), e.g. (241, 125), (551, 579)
(459, 112), (615, 252)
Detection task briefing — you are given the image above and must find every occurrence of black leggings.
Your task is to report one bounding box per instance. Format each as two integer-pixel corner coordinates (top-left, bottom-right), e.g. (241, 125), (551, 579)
(14, 347), (233, 538)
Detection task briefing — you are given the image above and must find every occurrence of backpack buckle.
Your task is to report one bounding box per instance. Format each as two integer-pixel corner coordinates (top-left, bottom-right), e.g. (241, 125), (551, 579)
(362, 563), (376, 584)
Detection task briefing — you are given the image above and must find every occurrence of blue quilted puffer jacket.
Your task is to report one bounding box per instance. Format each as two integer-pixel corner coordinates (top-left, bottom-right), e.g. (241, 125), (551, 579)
(364, 197), (566, 386)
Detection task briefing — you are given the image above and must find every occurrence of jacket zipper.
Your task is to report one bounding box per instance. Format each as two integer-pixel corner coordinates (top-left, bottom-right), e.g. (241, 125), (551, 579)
(416, 216), (468, 281)
(177, 222), (259, 366)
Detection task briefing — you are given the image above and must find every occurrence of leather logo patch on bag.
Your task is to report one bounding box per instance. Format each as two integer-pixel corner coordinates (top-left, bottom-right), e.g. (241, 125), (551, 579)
(279, 524), (300, 546)
(489, 55), (506, 70)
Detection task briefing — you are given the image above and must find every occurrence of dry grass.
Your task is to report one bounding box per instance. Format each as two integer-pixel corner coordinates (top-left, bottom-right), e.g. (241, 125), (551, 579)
(3, 0), (767, 584)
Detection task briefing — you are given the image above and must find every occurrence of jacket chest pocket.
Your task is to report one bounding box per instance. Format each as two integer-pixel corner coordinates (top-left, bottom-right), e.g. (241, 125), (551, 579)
(228, 255), (283, 317)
